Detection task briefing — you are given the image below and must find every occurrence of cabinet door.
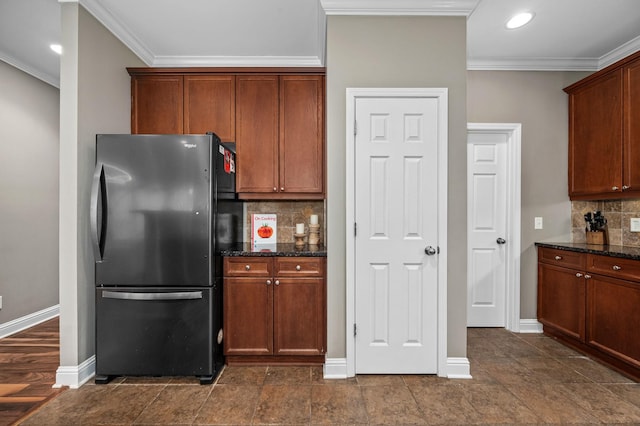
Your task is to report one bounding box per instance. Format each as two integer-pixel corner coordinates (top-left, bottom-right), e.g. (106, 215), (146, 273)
(223, 277), (273, 355)
(236, 76), (279, 193)
(587, 275), (640, 368)
(279, 76), (324, 194)
(624, 58), (640, 193)
(184, 75), (235, 141)
(538, 263), (586, 341)
(568, 70), (623, 198)
(131, 75), (183, 134)
(273, 278), (325, 356)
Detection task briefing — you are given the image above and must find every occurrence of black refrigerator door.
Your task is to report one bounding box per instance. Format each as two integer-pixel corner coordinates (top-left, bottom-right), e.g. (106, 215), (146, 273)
(95, 287), (222, 380)
(92, 134), (212, 287)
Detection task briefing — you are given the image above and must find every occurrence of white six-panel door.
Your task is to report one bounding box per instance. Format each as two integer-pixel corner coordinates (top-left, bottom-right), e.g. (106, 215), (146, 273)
(353, 96), (440, 374)
(467, 131), (508, 327)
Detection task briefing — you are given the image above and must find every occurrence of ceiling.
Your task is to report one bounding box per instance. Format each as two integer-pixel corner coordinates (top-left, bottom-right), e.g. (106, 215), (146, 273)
(1, 0), (640, 88)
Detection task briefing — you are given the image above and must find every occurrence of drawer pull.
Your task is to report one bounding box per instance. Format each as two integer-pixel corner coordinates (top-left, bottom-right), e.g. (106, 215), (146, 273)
(613, 265), (622, 271)
(584, 274), (592, 279)
(575, 273), (583, 278)
(554, 255), (562, 260)
(266, 279), (272, 285)
(245, 265), (251, 271)
(296, 265), (301, 271)
(275, 280), (280, 286)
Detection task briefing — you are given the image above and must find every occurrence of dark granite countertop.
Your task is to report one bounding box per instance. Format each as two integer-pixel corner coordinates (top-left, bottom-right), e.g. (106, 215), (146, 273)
(220, 242), (327, 257)
(535, 242), (640, 261)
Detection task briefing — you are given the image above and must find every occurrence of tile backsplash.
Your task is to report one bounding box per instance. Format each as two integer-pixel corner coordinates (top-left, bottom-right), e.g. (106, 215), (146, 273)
(245, 201), (325, 244)
(572, 200), (640, 247)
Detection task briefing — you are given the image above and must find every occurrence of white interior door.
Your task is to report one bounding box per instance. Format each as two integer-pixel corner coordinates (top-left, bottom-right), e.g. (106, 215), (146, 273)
(467, 131), (508, 327)
(354, 96), (439, 374)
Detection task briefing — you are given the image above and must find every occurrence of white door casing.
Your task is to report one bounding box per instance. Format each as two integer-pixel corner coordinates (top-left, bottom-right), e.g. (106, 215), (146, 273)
(346, 88), (448, 377)
(467, 123), (521, 331)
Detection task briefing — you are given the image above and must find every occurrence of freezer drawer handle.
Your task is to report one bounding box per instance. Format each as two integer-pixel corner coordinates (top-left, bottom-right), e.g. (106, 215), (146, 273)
(102, 290), (203, 301)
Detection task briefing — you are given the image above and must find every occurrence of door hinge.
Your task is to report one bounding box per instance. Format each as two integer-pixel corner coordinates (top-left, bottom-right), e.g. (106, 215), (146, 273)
(354, 222), (357, 237)
(354, 323), (357, 337)
(354, 120), (357, 136)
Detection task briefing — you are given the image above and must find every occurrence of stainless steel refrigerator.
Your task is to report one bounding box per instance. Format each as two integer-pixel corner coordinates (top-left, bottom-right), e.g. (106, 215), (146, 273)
(91, 133), (242, 384)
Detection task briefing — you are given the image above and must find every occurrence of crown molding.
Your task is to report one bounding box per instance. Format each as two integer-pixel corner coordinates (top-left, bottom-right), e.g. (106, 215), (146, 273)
(0, 52), (59, 88)
(151, 55), (323, 68)
(467, 56), (599, 72)
(320, 0), (478, 16)
(79, 0), (154, 65)
(599, 36), (640, 69)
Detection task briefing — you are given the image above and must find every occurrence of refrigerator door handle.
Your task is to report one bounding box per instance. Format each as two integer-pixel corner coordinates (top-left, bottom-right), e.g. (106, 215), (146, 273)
(90, 164), (107, 261)
(102, 290), (204, 301)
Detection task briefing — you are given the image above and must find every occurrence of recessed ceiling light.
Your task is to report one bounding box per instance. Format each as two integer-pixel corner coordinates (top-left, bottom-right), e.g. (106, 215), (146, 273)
(506, 12), (534, 29)
(50, 44), (62, 55)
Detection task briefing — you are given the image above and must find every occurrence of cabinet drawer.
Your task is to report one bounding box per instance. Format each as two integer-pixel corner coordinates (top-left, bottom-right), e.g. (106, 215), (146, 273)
(587, 254), (640, 282)
(274, 258), (324, 277)
(538, 247), (585, 269)
(224, 257), (272, 277)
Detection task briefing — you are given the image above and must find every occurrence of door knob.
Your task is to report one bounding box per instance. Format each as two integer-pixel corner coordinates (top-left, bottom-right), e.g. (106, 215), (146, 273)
(424, 246), (437, 256)
(497, 238), (506, 244)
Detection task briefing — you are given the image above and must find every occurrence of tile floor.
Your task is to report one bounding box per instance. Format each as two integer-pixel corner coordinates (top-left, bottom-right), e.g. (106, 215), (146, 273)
(19, 328), (640, 425)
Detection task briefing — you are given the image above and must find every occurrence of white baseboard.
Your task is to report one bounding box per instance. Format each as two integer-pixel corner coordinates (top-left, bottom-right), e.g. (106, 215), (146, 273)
(447, 357), (472, 379)
(323, 358), (348, 379)
(519, 319), (543, 333)
(55, 355), (96, 389)
(323, 357), (472, 379)
(0, 305), (59, 338)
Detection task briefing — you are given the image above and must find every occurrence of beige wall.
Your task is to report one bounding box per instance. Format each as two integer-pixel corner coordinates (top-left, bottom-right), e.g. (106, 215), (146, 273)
(326, 16), (468, 358)
(467, 70), (590, 319)
(0, 61), (59, 324)
(59, 3), (144, 369)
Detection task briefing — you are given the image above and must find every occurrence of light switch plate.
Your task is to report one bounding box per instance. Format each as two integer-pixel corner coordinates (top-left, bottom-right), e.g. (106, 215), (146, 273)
(631, 218), (640, 232)
(534, 217), (543, 230)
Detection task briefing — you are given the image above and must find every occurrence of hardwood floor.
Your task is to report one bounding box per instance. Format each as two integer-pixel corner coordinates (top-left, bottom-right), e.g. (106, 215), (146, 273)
(0, 318), (63, 426)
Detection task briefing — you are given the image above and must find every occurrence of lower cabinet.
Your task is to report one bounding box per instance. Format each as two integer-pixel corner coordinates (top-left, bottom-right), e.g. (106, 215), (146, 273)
(537, 246), (640, 379)
(223, 256), (326, 364)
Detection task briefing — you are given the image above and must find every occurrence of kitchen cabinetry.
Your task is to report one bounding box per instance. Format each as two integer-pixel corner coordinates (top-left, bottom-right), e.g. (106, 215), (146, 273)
(223, 256), (326, 364)
(537, 245), (640, 380)
(128, 68), (325, 200)
(565, 51), (640, 200)
(537, 248), (586, 342)
(236, 75), (325, 199)
(130, 72), (235, 141)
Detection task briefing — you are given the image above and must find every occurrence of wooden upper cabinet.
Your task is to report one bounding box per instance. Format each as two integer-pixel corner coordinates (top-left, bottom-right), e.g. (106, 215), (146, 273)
(236, 75), (325, 199)
(128, 68), (325, 200)
(184, 75), (235, 141)
(131, 75), (183, 134)
(235, 75), (280, 194)
(279, 76), (324, 194)
(565, 50), (640, 200)
(624, 57), (640, 195)
(567, 70), (623, 198)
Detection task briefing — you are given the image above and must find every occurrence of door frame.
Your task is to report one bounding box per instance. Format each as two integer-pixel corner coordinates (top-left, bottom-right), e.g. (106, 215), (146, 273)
(467, 123), (522, 332)
(346, 88), (448, 377)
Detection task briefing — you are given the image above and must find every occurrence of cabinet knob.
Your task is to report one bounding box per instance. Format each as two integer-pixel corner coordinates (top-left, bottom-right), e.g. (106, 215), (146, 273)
(273, 187), (277, 191)
(266, 279), (272, 285)
(554, 255), (562, 260)
(613, 265), (622, 271)
(280, 187), (285, 191)
(584, 274), (592, 279)
(623, 185), (631, 190)
(275, 280), (280, 286)
(612, 186), (620, 191)
(245, 265), (251, 271)
(296, 265), (301, 271)
(576, 273), (583, 278)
